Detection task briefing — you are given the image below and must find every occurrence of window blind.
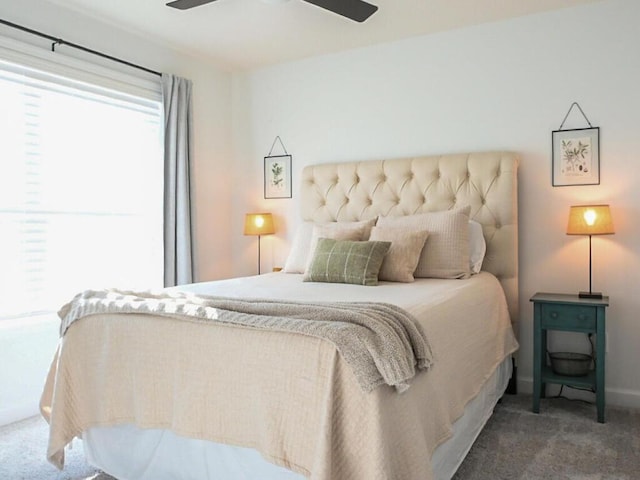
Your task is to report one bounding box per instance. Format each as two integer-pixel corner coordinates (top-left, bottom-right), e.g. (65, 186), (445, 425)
(0, 58), (163, 321)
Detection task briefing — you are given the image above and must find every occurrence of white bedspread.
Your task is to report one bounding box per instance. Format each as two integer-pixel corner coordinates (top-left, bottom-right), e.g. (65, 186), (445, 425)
(41, 272), (518, 480)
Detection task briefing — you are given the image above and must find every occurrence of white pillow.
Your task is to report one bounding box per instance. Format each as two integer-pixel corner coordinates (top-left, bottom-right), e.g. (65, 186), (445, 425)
(469, 220), (486, 274)
(283, 219), (376, 274)
(283, 222), (314, 273)
(376, 206), (471, 279)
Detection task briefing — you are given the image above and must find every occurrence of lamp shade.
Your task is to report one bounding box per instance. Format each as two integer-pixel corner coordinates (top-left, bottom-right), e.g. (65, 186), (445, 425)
(567, 205), (614, 236)
(244, 213), (275, 236)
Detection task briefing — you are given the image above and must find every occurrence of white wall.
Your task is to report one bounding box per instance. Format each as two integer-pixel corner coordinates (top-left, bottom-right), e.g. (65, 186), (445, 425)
(0, 0), (233, 425)
(231, 0), (640, 407)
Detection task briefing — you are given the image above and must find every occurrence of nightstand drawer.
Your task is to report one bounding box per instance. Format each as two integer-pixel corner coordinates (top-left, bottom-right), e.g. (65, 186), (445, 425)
(541, 304), (596, 330)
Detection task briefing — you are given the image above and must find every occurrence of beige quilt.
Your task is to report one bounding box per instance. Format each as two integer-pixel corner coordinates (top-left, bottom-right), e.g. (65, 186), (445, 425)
(41, 272), (518, 480)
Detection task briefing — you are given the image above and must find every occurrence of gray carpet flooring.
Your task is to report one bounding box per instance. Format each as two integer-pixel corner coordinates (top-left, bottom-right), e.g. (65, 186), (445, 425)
(454, 394), (640, 479)
(1, 394), (638, 480)
(0, 415), (111, 480)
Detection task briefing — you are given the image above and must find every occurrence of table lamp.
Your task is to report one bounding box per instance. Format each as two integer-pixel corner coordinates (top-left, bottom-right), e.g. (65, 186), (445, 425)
(566, 205), (614, 299)
(244, 213), (275, 274)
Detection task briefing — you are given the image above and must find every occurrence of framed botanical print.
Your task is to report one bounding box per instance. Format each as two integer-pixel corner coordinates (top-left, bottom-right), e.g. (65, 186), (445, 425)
(264, 154), (292, 199)
(552, 127), (600, 187)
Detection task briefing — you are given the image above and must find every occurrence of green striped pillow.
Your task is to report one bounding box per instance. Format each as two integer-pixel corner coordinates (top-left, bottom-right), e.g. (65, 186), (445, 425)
(303, 238), (391, 286)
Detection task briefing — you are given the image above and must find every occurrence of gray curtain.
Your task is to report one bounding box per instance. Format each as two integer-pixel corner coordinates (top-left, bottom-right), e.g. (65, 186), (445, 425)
(162, 73), (194, 287)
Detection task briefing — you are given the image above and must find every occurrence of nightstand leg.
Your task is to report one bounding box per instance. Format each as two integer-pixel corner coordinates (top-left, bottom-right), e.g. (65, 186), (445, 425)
(540, 330), (547, 399)
(533, 305), (542, 413)
(596, 308), (606, 423)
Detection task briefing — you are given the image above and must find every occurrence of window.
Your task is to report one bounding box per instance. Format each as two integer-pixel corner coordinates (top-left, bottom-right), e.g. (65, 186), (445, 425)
(0, 59), (163, 322)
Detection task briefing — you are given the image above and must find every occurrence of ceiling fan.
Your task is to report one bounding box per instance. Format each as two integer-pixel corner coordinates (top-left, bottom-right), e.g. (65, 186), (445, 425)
(166, 0), (378, 23)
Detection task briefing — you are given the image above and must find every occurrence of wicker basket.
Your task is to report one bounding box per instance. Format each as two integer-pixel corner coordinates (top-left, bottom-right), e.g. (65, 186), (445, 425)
(548, 352), (592, 376)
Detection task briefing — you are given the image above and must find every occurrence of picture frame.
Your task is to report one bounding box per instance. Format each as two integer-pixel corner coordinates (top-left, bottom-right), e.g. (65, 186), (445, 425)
(264, 154), (292, 199)
(552, 127), (600, 187)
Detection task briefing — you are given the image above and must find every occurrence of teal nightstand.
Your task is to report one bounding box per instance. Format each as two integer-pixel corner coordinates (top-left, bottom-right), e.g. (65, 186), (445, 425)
(530, 292), (608, 423)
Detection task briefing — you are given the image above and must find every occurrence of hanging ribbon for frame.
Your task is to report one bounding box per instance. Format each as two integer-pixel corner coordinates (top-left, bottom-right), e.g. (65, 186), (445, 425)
(267, 136), (289, 157)
(558, 102), (593, 130)
(264, 136), (292, 199)
(551, 102), (600, 187)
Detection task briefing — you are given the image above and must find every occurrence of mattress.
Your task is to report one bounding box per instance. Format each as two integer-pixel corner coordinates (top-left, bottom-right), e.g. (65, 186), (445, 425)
(42, 272), (518, 480)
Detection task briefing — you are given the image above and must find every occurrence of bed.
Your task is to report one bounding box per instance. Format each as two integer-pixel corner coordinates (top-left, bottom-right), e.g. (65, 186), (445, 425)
(41, 151), (519, 480)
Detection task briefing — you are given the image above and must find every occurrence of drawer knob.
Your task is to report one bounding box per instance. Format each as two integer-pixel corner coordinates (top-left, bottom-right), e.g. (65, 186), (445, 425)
(550, 312), (558, 319)
(578, 314), (587, 321)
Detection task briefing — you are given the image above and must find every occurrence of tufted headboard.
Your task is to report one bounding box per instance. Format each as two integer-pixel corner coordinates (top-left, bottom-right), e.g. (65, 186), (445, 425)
(300, 151), (519, 326)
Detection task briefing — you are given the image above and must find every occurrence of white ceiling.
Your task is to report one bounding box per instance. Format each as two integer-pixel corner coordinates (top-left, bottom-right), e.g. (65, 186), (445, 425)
(46, 0), (601, 71)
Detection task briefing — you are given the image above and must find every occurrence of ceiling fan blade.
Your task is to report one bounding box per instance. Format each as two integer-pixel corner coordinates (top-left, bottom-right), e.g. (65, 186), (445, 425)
(303, 0), (377, 22)
(166, 0), (219, 10)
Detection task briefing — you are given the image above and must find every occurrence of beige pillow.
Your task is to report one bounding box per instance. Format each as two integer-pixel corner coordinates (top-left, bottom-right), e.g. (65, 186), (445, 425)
(369, 226), (429, 283)
(376, 206), (471, 279)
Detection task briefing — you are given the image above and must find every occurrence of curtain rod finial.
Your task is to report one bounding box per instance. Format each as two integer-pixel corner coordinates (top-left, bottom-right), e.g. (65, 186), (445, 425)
(51, 39), (63, 52)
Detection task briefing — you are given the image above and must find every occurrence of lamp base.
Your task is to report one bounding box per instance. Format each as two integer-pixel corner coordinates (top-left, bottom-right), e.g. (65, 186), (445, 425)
(579, 291), (603, 299)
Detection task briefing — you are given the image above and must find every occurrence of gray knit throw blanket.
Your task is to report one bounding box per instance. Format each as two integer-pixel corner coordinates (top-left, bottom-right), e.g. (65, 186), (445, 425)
(58, 289), (434, 393)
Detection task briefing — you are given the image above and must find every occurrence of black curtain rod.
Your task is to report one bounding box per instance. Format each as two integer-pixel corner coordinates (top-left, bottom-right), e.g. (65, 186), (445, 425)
(0, 18), (162, 77)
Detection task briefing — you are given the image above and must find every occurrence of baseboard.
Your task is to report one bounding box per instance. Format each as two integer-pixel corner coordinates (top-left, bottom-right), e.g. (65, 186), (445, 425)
(517, 376), (640, 409)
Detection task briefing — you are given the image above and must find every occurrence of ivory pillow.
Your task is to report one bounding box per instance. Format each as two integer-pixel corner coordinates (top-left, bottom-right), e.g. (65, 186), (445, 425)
(368, 226), (429, 283)
(283, 219), (376, 274)
(469, 220), (486, 274)
(376, 206), (471, 279)
(303, 238), (391, 286)
(283, 222), (314, 273)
